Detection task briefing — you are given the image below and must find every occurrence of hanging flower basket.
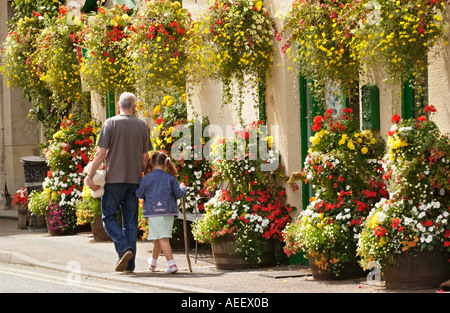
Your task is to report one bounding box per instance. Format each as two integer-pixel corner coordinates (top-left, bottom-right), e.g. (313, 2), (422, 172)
(127, 0), (192, 107)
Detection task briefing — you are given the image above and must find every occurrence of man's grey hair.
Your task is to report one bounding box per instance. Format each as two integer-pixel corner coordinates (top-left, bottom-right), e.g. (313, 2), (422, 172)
(118, 92), (136, 109)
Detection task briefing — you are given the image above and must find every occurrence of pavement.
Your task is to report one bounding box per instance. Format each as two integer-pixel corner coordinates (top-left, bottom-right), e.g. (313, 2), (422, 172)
(0, 208), (445, 294)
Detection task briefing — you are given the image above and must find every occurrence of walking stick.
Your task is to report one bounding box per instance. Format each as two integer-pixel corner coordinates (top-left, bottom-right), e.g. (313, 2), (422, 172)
(181, 197), (193, 273)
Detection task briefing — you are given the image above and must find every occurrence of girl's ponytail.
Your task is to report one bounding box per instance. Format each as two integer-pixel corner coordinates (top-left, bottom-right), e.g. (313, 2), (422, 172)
(144, 152), (160, 174)
(156, 152), (178, 178)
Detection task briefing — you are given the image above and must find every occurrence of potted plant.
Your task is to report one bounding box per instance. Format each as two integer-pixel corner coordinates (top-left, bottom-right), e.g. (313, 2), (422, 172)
(75, 186), (110, 241)
(40, 113), (101, 235)
(285, 109), (387, 279)
(12, 187), (29, 229)
(357, 106), (450, 289)
(26, 190), (50, 232)
(192, 121), (295, 269)
(45, 201), (77, 235)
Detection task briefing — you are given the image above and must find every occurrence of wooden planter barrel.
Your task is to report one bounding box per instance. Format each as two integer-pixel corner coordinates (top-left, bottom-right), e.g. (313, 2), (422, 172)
(90, 217), (111, 242)
(383, 250), (450, 289)
(307, 254), (366, 281)
(211, 235), (274, 270)
(15, 205), (29, 229)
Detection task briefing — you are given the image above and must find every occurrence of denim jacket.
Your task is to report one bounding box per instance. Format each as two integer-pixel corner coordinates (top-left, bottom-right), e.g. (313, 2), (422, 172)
(135, 169), (186, 217)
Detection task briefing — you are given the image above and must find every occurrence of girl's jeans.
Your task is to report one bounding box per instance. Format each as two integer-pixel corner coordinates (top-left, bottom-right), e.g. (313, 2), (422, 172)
(101, 183), (139, 271)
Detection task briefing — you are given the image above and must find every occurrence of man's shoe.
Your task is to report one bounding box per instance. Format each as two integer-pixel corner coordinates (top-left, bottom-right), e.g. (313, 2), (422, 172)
(115, 250), (133, 272)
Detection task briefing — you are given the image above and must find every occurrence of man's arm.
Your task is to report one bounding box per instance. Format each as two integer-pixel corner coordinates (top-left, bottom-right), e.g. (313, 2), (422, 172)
(85, 147), (107, 191)
(142, 152), (149, 172)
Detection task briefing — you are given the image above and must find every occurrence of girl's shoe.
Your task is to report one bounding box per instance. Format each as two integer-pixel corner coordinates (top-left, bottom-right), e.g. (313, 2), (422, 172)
(165, 264), (178, 274)
(148, 257), (157, 272)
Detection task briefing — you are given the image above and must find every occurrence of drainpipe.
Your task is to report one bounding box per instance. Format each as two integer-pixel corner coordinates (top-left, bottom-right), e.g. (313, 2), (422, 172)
(0, 1), (7, 210)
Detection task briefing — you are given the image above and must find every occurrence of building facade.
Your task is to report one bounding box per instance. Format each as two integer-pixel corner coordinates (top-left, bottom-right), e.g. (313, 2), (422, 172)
(1, 0), (449, 214)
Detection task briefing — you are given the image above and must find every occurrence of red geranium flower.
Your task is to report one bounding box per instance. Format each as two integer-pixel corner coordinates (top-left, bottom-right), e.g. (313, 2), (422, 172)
(391, 114), (401, 123)
(417, 115), (427, 122)
(424, 105), (436, 113)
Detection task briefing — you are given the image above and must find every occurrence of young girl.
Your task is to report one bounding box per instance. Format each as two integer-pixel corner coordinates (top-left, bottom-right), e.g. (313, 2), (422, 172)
(136, 152), (186, 274)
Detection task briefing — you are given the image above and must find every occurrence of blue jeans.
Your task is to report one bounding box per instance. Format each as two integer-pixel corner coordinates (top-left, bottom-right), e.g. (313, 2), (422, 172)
(101, 183), (139, 271)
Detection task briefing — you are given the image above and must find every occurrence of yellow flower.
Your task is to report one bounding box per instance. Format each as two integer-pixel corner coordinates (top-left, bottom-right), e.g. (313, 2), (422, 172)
(266, 136), (273, 148)
(347, 140), (355, 150)
(255, 1), (263, 11)
(310, 134), (321, 145)
(361, 147), (369, 155)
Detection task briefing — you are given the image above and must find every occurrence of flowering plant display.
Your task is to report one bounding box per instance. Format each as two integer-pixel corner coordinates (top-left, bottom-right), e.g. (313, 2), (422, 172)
(207, 121), (281, 194)
(285, 109), (387, 276)
(46, 201), (76, 234)
(357, 106), (450, 270)
(148, 90), (213, 213)
(32, 6), (86, 106)
(280, 0), (359, 103)
(79, 5), (134, 94)
(192, 121), (295, 265)
(351, 0), (449, 91)
(38, 113), (101, 232)
(192, 187), (294, 264)
(0, 5), (86, 140)
(75, 185), (102, 226)
(12, 187), (28, 206)
(195, 0), (278, 118)
(28, 190), (51, 216)
(1, 16), (42, 91)
(149, 92), (188, 147)
(8, 0), (64, 26)
(280, 0), (450, 103)
(127, 0), (192, 107)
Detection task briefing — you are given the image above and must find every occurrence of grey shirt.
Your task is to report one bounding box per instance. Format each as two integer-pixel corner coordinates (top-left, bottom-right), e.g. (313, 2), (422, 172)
(97, 114), (151, 184)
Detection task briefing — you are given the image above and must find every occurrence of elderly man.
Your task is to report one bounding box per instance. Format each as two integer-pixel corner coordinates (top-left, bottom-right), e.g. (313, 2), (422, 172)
(85, 92), (150, 273)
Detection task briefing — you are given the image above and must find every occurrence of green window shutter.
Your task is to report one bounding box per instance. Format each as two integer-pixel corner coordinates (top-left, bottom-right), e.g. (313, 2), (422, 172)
(299, 75), (321, 211)
(81, 0), (98, 13)
(402, 69), (428, 120)
(361, 85), (380, 131)
(106, 91), (116, 118)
